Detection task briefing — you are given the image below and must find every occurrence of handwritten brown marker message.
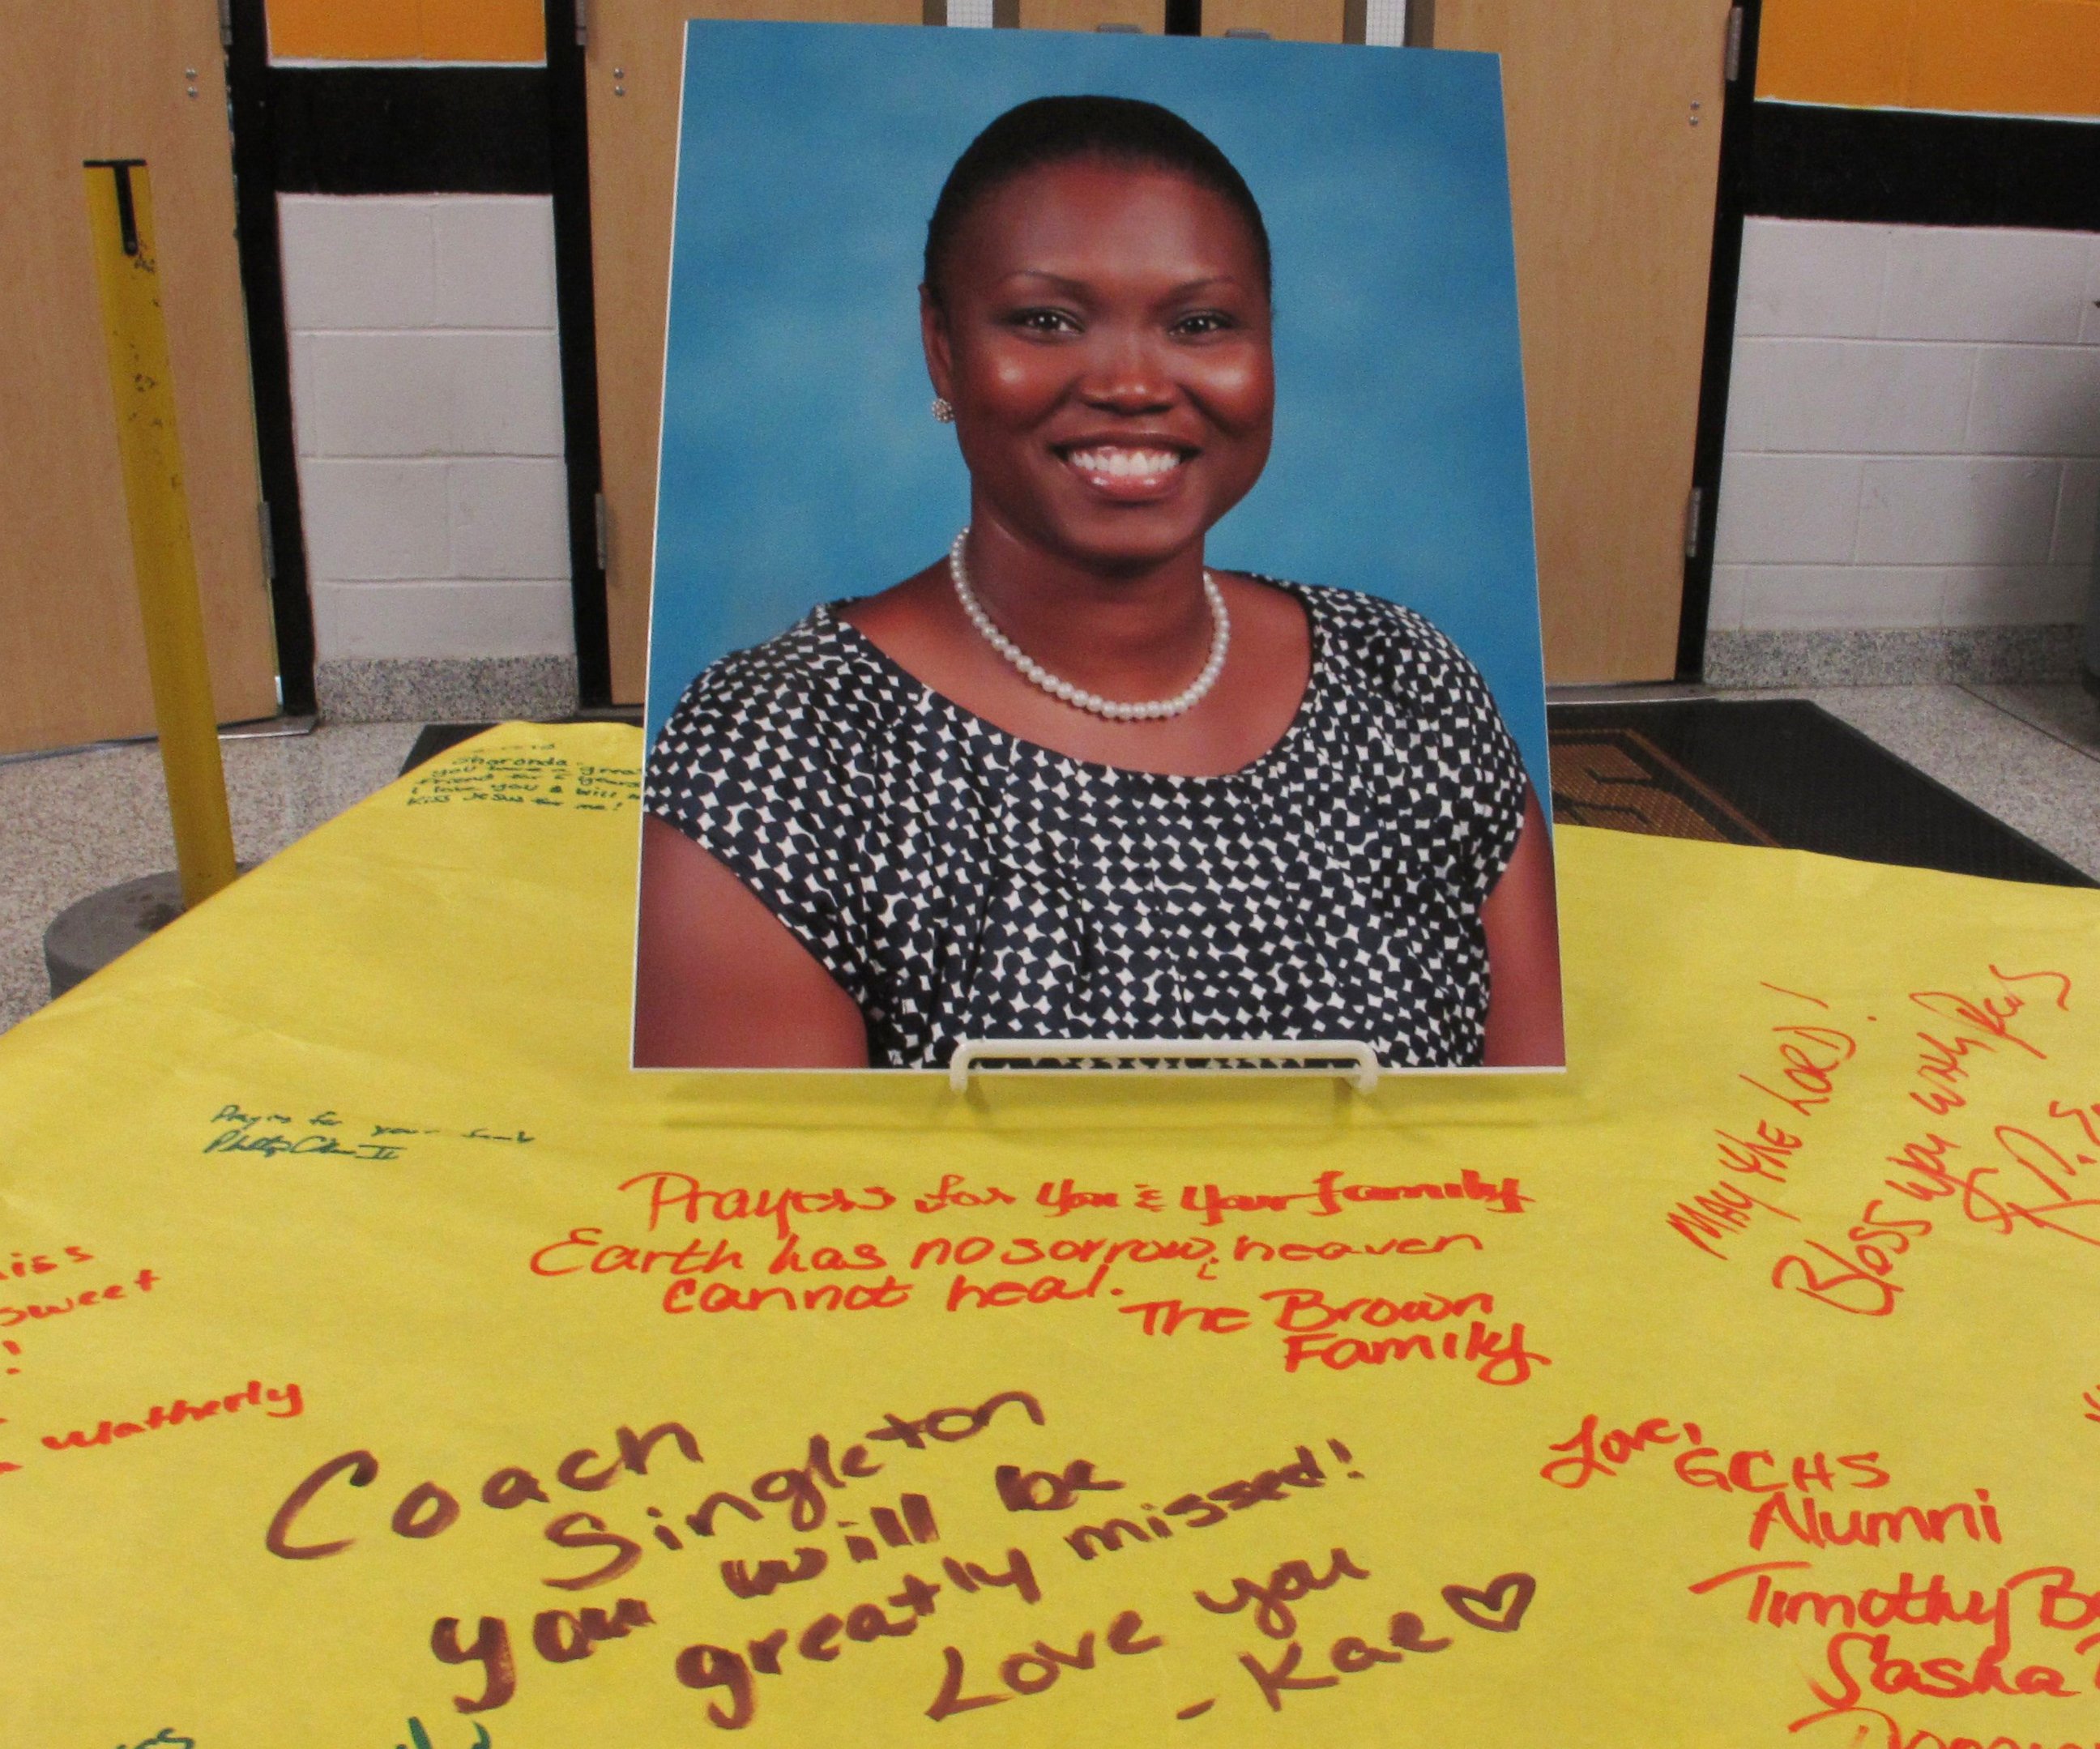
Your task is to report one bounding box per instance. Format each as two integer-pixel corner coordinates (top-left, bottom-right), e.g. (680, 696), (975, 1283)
(256, 1388), (1539, 1728)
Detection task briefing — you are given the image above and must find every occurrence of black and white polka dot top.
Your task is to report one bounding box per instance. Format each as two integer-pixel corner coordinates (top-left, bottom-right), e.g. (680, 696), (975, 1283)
(646, 581), (1530, 1069)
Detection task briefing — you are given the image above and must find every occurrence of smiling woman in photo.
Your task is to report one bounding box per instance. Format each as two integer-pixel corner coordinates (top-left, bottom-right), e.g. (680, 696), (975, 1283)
(636, 94), (1563, 1071)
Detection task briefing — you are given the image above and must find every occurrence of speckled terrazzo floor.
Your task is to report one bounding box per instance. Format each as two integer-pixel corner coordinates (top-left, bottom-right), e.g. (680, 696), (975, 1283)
(1, 685), (2094, 1039)
(1808, 684), (2100, 880)
(1543, 682), (2100, 881)
(0, 723), (419, 1037)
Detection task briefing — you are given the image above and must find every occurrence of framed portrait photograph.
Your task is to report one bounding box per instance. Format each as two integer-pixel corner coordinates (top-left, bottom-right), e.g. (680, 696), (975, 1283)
(634, 21), (1564, 1074)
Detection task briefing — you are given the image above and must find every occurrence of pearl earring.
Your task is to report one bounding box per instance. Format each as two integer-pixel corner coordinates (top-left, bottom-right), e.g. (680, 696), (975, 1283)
(931, 396), (955, 424)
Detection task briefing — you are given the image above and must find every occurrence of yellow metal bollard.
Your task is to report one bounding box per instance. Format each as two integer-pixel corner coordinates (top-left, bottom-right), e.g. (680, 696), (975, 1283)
(83, 159), (239, 911)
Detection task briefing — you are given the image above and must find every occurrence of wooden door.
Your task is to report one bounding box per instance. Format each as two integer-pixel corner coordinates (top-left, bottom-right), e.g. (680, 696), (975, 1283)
(587, 0), (922, 702)
(1201, 0), (1345, 41)
(0, 4), (280, 755)
(1015, 0), (1165, 28)
(1434, 0), (1728, 680)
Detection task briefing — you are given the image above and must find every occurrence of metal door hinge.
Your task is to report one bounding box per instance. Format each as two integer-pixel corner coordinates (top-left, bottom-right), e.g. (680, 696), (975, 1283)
(258, 501), (277, 580)
(1683, 485), (1704, 560)
(218, 0), (233, 49)
(1724, 6), (1744, 83)
(575, 0), (589, 47)
(594, 492), (608, 572)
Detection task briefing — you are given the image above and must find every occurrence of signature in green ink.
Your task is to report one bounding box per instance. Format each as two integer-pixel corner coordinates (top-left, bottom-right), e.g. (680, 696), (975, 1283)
(120, 1732), (194, 1749)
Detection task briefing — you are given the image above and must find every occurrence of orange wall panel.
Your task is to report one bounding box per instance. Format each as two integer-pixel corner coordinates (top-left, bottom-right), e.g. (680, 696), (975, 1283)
(420, 0), (545, 59)
(270, 0), (421, 58)
(268, 0), (545, 62)
(1907, 0), (2100, 118)
(1758, 0), (2100, 118)
(1756, 0), (1910, 108)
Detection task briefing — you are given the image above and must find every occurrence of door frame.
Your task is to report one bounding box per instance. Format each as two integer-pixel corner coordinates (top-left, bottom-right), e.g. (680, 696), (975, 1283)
(224, 0), (318, 718)
(546, 0), (616, 707)
(1675, 0), (1762, 679)
(222, 0), (620, 714)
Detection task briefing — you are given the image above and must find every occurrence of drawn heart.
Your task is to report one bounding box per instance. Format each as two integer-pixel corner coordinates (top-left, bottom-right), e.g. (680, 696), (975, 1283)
(1441, 1572), (1536, 1633)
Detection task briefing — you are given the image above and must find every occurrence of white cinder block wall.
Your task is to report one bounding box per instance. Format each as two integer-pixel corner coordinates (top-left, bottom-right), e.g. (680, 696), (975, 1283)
(1364, 0), (1409, 45)
(280, 194), (577, 713)
(1710, 219), (2098, 669)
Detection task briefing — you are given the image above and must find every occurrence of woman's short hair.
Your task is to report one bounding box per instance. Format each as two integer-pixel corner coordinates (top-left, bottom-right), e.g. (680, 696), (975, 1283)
(924, 94), (1271, 308)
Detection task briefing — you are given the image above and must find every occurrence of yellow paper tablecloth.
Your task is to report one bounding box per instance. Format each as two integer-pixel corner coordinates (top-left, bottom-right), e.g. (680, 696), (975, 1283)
(5, 723), (2098, 1749)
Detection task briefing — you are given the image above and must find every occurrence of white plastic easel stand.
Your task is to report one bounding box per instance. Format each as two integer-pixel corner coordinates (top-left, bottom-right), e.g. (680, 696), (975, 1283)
(946, 1039), (1381, 1095)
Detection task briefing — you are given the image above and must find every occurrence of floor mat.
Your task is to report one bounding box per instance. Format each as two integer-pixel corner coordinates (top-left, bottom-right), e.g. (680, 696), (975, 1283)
(1550, 698), (2089, 887)
(1548, 723), (1776, 848)
(401, 715), (639, 776)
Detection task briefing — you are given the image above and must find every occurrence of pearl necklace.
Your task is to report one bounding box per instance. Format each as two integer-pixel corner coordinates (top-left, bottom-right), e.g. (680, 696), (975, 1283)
(947, 527), (1229, 722)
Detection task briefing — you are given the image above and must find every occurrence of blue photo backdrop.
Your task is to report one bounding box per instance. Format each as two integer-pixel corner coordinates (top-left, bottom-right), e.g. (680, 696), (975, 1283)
(647, 22), (1549, 796)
